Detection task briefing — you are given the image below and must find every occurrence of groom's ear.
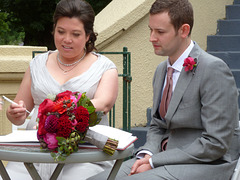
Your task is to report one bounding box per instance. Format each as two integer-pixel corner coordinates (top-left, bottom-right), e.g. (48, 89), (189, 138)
(179, 24), (191, 38)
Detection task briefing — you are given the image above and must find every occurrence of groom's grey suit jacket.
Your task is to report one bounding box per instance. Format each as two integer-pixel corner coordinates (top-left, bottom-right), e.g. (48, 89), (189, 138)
(139, 43), (240, 180)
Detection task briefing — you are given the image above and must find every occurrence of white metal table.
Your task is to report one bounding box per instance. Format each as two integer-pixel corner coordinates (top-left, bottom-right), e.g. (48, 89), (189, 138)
(0, 144), (134, 180)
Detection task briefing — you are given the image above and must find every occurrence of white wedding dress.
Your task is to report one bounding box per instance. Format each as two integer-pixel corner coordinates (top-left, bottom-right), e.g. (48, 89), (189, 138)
(4, 51), (117, 180)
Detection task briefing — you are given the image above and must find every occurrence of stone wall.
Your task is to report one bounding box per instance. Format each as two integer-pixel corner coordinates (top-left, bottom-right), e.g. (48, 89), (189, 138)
(0, 46), (47, 135)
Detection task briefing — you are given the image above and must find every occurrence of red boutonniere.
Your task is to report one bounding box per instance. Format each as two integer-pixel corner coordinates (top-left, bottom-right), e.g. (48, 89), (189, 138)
(183, 57), (197, 73)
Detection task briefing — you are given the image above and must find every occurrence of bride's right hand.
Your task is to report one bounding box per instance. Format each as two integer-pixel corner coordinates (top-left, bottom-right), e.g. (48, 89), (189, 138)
(7, 100), (28, 125)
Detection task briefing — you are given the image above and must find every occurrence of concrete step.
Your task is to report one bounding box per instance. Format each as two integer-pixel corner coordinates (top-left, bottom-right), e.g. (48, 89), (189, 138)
(238, 89), (240, 106)
(207, 35), (240, 51)
(130, 107), (152, 149)
(234, 0), (240, 4)
(217, 20), (240, 35)
(231, 69), (240, 83)
(208, 51), (240, 68)
(226, 5), (240, 19)
(131, 127), (149, 149)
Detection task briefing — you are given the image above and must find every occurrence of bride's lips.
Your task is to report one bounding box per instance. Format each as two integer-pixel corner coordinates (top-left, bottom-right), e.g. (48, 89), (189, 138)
(62, 45), (73, 50)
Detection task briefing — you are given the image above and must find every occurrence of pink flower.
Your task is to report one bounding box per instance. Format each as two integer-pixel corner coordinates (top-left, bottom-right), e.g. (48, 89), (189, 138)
(70, 95), (77, 106)
(44, 133), (58, 150)
(70, 93), (82, 107)
(71, 119), (78, 126)
(183, 57), (197, 72)
(77, 93), (82, 102)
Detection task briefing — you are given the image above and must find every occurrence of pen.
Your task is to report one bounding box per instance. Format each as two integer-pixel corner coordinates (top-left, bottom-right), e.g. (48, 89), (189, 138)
(2, 95), (31, 114)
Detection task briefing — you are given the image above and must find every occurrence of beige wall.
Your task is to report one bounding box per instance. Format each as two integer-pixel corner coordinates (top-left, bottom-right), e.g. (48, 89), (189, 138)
(0, 0), (233, 132)
(0, 46), (47, 134)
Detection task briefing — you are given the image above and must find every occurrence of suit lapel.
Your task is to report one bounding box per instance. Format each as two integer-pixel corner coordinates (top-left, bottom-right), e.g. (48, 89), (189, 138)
(155, 64), (167, 108)
(165, 68), (194, 126)
(165, 43), (201, 128)
(152, 62), (167, 121)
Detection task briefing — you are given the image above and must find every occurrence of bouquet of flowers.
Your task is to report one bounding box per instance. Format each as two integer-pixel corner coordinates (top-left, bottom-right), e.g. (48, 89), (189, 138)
(37, 90), (118, 161)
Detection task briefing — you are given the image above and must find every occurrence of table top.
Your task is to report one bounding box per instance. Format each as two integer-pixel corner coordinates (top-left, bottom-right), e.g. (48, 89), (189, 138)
(0, 144), (134, 164)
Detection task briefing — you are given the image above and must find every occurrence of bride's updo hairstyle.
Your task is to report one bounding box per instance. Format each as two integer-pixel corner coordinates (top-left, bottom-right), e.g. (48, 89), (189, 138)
(53, 0), (97, 53)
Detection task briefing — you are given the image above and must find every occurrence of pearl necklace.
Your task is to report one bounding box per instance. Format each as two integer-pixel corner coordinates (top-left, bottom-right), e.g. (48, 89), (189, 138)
(57, 50), (86, 67)
(57, 59), (80, 75)
(56, 50), (86, 74)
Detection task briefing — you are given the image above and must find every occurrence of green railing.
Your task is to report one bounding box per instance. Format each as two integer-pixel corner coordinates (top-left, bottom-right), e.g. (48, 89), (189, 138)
(32, 47), (131, 132)
(99, 47), (132, 132)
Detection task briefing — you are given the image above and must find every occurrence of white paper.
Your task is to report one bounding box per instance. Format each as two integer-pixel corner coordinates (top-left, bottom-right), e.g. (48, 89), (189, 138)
(0, 130), (38, 142)
(0, 125), (137, 150)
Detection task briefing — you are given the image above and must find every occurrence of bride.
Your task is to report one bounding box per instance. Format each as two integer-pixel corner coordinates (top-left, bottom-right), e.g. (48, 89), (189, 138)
(5, 0), (118, 179)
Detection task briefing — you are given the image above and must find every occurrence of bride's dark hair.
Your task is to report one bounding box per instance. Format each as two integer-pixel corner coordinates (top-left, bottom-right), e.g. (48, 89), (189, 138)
(53, 0), (97, 53)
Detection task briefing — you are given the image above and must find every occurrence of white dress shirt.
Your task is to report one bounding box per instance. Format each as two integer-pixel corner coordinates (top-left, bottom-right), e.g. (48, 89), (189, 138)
(165, 40), (194, 93)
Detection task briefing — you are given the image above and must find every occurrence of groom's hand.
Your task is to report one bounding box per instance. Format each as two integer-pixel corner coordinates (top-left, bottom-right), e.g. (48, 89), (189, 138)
(129, 154), (152, 176)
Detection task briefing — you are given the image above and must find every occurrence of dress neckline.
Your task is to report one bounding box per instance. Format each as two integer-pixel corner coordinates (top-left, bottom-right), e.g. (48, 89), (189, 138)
(44, 51), (100, 87)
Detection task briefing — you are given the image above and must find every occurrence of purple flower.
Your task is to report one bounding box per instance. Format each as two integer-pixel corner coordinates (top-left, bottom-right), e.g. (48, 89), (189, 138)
(44, 115), (58, 133)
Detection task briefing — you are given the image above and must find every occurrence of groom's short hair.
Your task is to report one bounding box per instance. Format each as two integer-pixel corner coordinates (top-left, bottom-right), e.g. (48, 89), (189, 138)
(150, 0), (194, 35)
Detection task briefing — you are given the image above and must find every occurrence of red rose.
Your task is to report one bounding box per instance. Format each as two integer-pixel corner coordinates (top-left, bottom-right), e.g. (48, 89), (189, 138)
(38, 99), (54, 118)
(183, 57), (196, 72)
(38, 115), (48, 136)
(38, 99), (54, 135)
(56, 90), (73, 99)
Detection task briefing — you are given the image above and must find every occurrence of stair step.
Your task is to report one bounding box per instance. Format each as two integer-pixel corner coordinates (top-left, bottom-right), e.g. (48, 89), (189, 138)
(226, 5), (240, 19)
(237, 89), (240, 112)
(217, 20), (240, 35)
(208, 51), (240, 68)
(207, 35), (240, 51)
(131, 127), (149, 148)
(234, 0), (240, 4)
(220, 71), (240, 101)
(231, 70), (240, 89)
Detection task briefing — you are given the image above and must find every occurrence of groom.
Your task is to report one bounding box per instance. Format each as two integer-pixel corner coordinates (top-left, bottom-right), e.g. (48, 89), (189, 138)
(89, 0), (240, 179)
